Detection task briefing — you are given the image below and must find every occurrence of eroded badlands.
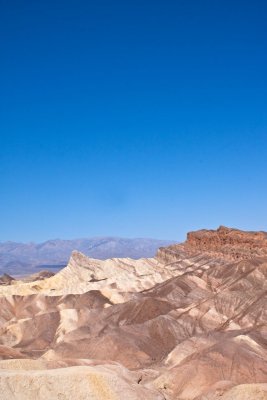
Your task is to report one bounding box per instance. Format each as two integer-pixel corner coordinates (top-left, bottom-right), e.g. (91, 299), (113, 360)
(0, 226), (266, 399)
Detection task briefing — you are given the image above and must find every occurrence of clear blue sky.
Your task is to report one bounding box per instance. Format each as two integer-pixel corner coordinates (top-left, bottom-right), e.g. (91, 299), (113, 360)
(0, 0), (266, 242)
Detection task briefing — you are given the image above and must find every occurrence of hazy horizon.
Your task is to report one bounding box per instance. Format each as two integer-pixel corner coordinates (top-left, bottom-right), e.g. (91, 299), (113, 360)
(0, 235), (176, 244)
(1, 224), (267, 244)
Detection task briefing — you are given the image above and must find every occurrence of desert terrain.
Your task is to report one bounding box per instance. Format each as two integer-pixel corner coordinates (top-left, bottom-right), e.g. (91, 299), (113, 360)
(0, 226), (266, 399)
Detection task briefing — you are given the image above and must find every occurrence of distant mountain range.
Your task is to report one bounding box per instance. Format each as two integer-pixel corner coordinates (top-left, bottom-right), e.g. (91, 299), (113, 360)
(0, 237), (175, 275)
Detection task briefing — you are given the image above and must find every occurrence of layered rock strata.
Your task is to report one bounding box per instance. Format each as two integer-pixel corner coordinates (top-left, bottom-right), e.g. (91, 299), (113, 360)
(0, 226), (266, 399)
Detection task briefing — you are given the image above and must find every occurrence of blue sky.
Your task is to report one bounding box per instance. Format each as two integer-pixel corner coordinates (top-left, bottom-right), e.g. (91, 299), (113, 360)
(0, 0), (266, 242)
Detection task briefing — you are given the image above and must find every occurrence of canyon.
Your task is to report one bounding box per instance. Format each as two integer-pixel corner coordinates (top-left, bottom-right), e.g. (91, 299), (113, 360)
(0, 226), (266, 399)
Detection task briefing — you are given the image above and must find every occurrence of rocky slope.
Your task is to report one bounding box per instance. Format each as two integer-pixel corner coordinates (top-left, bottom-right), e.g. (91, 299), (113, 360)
(0, 226), (266, 399)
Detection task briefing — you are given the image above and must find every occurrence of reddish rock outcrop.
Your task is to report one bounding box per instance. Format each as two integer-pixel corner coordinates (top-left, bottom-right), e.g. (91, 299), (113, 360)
(157, 225), (267, 263)
(185, 225), (267, 260)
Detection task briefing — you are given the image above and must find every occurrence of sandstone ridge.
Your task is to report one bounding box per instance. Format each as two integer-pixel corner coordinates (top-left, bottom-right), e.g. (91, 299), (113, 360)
(157, 225), (267, 263)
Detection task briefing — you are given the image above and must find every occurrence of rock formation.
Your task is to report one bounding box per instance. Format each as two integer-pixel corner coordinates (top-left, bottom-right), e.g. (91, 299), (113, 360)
(0, 237), (173, 276)
(0, 226), (266, 399)
(0, 273), (15, 286)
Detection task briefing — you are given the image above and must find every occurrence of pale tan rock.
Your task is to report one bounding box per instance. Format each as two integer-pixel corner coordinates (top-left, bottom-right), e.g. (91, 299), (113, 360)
(0, 365), (164, 400)
(220, 383), (267, 400)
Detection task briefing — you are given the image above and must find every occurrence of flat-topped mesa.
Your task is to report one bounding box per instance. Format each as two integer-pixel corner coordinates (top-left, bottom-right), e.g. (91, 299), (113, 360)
(185, 226), (267, 260)
(157, 226), (267, 264)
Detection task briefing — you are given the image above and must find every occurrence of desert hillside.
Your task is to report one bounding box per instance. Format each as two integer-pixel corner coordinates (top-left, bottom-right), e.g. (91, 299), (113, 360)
(0, 226), (266, 399)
